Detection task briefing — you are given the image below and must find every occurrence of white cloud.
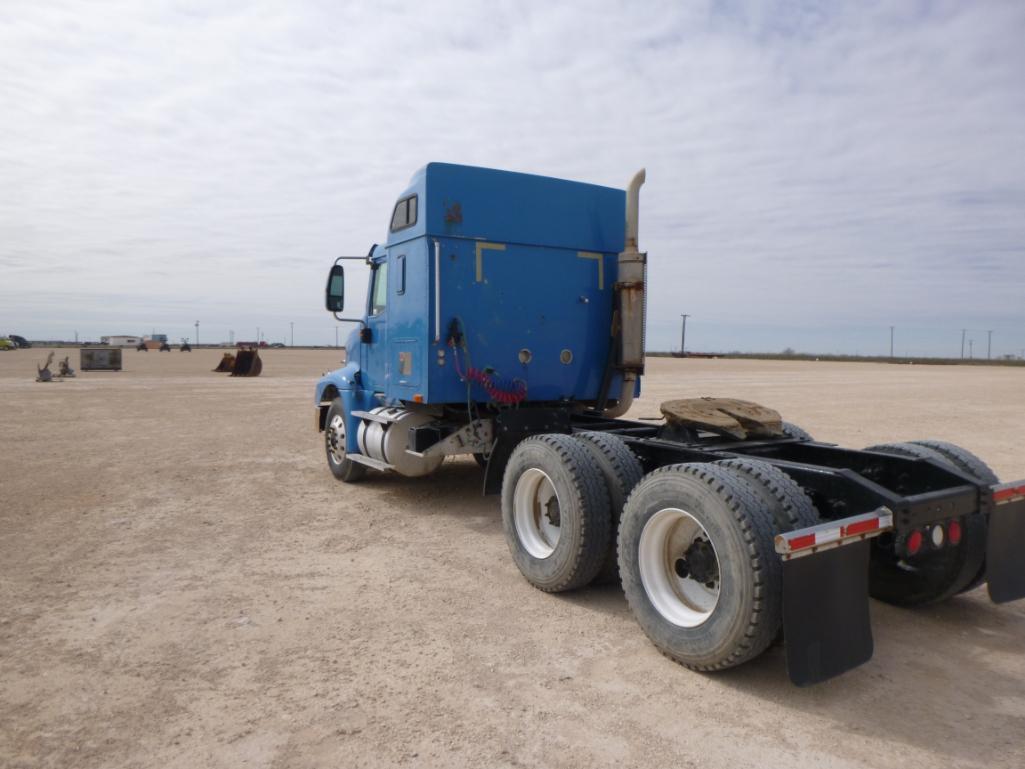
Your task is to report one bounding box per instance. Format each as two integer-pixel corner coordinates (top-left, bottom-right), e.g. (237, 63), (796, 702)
(1, 0), (1023, 354)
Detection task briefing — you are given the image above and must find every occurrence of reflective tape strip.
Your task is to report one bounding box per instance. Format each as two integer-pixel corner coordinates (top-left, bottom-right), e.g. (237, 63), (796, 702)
(992, 482), (1025, 505)
(775, 508), (894, 559)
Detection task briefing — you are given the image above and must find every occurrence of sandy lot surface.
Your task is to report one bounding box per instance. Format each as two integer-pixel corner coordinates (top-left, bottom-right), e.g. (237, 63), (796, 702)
(2, 349), (1024, 769)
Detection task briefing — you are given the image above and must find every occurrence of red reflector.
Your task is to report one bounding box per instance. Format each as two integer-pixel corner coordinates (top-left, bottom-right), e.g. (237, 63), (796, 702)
(994, 484), (1025, 503)
(994, 488), (1015, 503)
(787, 533), (817, 552)
(844, 517), (880, 537)
(948, 520), (962, 545)
(906, 530), (923, 556)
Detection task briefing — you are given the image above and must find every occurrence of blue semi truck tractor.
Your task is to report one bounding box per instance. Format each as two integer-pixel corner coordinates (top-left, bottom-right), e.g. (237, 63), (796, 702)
(316, 163), (1025, 685)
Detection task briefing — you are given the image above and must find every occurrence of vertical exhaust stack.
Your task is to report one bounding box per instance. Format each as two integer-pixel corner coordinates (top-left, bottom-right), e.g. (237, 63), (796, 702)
(603, 169), (646, 418)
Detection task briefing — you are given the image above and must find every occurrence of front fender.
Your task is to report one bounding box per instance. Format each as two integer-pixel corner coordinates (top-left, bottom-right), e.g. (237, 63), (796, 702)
(314, 362), (361, 404)
(314, 363), (375, 454)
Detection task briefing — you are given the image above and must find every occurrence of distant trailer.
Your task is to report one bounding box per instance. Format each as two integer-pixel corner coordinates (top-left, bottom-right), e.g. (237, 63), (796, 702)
(100, 335), (141, 347)
(81, 348), (123, 371)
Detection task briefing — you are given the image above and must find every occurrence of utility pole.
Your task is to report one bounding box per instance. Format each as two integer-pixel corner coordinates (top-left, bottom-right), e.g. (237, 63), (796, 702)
(257, 327), (261, 344)
(195, 321), (199, 347)
(335, 326), (339, 347)
(290, 322), (294, 347)
(680, 314), (690, 356)
(889, 326), (894, 358)
(961, 329), (966, 360)
(987, 330), (993, 360)
(969, 339), (973, 359)
(74, 330), (78, 344)
(229, 330), (234, 346)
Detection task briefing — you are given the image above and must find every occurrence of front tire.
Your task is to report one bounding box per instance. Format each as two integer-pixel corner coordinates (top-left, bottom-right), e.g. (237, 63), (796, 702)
(619, 463), (782, 671)
(325, 398), (367, 483)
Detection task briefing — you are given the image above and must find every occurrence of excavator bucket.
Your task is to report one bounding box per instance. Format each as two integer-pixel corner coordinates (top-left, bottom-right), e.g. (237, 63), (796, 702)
(230, 348), (263, 377)
(214, 353), (235, 373)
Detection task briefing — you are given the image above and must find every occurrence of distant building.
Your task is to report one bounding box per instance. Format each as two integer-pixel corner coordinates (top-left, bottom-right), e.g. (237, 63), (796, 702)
(101, 335), (142, 347)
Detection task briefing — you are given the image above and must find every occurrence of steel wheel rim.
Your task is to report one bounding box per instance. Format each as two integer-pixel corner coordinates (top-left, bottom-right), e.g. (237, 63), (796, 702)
(513, 467), (562, 559)
(639, 507), (720, 627)
(327, 414), (347, 465)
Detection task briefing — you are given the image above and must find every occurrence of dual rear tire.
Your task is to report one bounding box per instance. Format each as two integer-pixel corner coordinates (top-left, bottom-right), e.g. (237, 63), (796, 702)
(501, 435), (818, 671)
(500, 432), (646, 591)
(617, 464), (786, 670)
(500, 434), (612, 592)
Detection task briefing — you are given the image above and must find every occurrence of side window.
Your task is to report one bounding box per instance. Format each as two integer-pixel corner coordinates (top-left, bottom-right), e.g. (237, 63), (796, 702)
(389, 195), (418, 232)
(396, 254), (406, 295)
(370, 261), (389, 316)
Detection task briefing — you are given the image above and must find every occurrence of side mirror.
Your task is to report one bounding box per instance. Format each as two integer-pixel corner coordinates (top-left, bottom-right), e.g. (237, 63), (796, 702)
(325, 264), (345, 312)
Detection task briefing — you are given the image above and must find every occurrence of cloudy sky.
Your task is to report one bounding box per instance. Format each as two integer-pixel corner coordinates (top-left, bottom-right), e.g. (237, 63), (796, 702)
(2, 1), (1023, 355)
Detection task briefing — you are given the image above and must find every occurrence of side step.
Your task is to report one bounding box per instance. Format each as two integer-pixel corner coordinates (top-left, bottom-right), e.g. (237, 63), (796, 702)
(351, 409), (400, 424)
(346, 454), (393, 471)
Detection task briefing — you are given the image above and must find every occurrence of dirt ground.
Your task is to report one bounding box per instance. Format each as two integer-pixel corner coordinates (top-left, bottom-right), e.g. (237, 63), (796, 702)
(2, 349), (1024, 769)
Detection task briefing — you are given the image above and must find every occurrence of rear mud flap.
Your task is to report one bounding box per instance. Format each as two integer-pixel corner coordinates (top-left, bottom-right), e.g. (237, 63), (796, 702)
(782, 540), (874, 686)
(987, 485), (1025, 603)
(775, 509), (891, 686)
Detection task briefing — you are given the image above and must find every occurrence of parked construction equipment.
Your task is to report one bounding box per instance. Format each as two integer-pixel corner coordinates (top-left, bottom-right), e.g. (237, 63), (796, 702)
(314, 163), (1025, 685)
(230, 347), (262, 377)
(35, 352), (54, 382)
(213, 347), (262, 376)
(214, 353), (235, 372)
(81, 348), (122, 371)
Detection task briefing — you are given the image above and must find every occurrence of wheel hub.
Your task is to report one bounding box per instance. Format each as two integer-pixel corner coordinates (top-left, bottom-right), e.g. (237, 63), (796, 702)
(327, 415), (346, 463)
(543, 497), (561, 527)
(675, 539), (719, 586)
(513, 467), (563, 559)
(638, 507), (721, 627)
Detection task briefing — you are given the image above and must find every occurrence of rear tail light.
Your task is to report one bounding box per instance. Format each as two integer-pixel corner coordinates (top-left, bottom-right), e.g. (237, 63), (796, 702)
(906, 530), (924, 556)
(948, 519), (963, 545)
